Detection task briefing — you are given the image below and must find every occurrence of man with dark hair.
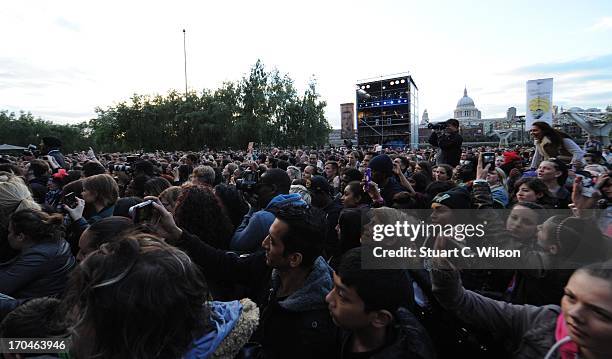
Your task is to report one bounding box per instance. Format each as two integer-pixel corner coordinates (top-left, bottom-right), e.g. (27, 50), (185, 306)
(185, 153), (199, 166)
(326, 248), (434, 358)
(155, 202), (336, 359)
(230, 168), (306, 253)
(81, 161), (106, 178)
(361, 151), (376, 169)
(428, 118), (463, 167)
(132, 160), (155, 177)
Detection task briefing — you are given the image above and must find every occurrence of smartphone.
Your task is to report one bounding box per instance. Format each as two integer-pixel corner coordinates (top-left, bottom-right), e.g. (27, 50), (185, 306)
(62, 192), (78, 208)
(482, 152), (495, 170)
(129, 200), (154, 223)
(576, 171), (597, 198)
(364, 168), (372, 189)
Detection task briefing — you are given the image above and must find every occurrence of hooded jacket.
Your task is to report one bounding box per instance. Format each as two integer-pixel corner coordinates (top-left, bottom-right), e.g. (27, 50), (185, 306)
(252, 256), (336, 358)
(185, 298), (259, 359)
(230, 193), (306, 253)
(175, 232), (336, 358)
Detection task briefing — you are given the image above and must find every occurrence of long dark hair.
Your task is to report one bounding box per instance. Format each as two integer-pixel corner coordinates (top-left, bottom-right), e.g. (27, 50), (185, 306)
(63, 233), (210, 359)
(532, 121), (570, 147)
(513, 177), (557, 207)
(344, 181), (372, 207)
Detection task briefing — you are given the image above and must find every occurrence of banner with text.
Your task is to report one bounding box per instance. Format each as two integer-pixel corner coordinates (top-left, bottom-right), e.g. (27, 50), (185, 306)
(526, 78), (553, 128)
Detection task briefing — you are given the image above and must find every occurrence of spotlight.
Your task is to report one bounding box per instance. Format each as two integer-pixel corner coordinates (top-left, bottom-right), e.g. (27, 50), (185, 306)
(361, 86), (365, 89)
(395, 80), (400, 85)
(382, 86), (386, 90)
(401, 79), (405, 83)
(389, 81), (394, 85)
(366, 84), (370, 89)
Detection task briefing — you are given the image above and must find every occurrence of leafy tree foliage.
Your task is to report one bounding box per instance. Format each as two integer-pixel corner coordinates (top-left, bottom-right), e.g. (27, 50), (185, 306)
(1, 60), (330, 152)
(0, 111), (91, 152)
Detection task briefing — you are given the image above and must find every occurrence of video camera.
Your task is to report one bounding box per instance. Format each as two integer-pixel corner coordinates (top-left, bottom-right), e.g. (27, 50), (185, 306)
(108, 163), (132, 173)
(428, 122), (448, 131)
(236, 169), (260, 192)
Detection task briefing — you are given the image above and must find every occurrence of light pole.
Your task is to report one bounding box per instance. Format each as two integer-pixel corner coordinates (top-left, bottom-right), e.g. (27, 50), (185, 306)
(183, 29), (188, 97)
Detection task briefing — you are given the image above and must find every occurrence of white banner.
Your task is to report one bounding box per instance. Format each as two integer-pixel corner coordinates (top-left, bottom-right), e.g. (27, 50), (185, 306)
(526, 78), (553, 128)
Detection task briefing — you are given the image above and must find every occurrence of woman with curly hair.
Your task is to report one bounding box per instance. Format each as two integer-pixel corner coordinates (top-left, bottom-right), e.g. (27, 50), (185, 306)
(174, 184), (233, 250)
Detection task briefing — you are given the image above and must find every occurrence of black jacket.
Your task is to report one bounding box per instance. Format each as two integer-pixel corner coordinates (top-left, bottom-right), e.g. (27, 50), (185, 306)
(175, 230), (336, 358)
(380, 177), (405, 206)
(428, 131), (463, 167)
(28, 176), (49, 204)
(0, 240), (75, 299)
(337, 307), (436, 359)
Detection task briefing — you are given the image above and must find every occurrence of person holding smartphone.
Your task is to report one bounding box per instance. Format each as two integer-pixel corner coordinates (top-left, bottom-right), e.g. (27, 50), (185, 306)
(64, 174), (119, 231)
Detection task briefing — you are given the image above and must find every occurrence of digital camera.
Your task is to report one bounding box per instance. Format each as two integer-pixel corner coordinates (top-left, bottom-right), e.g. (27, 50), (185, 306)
(236, 170), (259, 192)
(428, 122), (448, 130)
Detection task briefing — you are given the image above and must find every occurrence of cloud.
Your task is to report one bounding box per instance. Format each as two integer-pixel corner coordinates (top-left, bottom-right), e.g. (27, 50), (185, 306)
(506, 53), (612, 75)
(587, 16), (612, 31)
(55, 17), (80, 32)
(0, 57), (91, 90)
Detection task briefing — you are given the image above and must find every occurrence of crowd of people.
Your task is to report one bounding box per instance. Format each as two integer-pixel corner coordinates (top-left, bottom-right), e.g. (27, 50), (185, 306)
(0, 120), (611, 358)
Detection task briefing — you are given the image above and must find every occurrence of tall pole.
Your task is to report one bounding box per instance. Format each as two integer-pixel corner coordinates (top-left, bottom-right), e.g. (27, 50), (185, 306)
(183, 29), (188, 97)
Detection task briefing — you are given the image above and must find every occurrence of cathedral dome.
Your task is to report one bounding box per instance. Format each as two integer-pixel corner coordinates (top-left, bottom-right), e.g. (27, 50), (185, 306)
(457, 87), (475, 108)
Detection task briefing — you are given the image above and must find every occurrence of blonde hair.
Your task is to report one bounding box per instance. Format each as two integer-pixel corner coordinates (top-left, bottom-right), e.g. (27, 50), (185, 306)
(0, 171), (41, 213)
(159, 186), (182, 211)
(491, 167), (508, 190)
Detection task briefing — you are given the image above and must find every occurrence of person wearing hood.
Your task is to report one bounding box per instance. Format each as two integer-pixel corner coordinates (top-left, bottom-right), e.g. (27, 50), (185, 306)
(63, 232), (259, 359)
(327, 248), (435, 358)
(155, 202), (336, 358)
(230, 168), (306, 253)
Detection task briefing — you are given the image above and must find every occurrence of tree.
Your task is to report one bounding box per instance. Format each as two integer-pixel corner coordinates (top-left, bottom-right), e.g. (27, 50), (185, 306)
(2, 59), (331, 151)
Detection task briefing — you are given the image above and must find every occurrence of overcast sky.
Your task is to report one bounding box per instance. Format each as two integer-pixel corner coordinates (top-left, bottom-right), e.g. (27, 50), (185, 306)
(1, 0), (611, 128)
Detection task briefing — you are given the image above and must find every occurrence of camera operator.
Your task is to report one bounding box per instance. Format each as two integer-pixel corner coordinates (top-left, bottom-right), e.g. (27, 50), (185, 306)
(230, 168), (306, 253)
(428, 118), (463, 167)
